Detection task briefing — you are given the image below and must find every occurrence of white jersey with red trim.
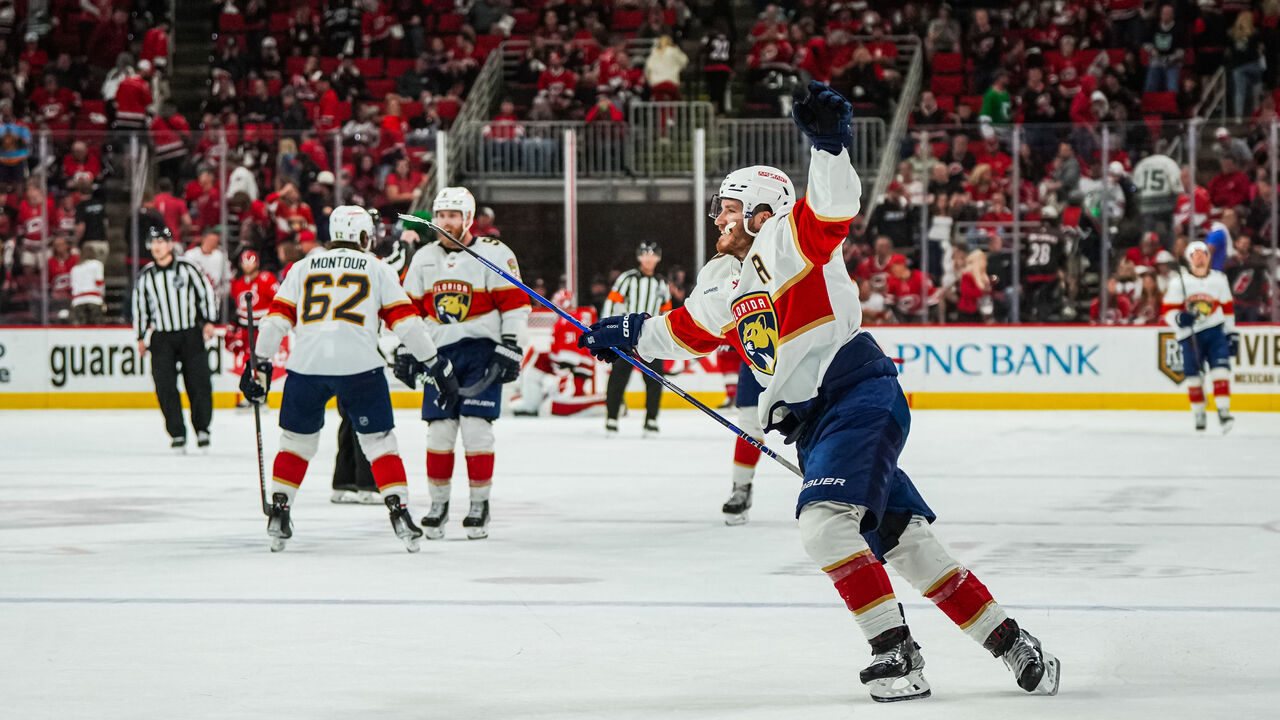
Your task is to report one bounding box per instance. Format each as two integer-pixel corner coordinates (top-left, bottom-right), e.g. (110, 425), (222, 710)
(635, 147), (863, 431)
(264, 246), (421, 375)
(1161, 268), (1235, 340)
(402, 236), (532, 348)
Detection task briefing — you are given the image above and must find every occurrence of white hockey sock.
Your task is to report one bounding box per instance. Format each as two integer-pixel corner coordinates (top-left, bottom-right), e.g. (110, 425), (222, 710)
(731, 462), (755, 489)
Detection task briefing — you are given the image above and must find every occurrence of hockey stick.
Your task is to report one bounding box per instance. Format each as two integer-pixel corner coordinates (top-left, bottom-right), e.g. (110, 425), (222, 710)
(242, 294), (270, 516)
(398, 214), (803, 478)
(1175, 263), (1204, 377)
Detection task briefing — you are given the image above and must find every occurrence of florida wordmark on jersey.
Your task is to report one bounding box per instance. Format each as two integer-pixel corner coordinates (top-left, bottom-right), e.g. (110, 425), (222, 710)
(403, 236), (531, 346)
(265, 247), (419, 375)
(635, 148), (863, 433)
(1161, 269), (1235, 340)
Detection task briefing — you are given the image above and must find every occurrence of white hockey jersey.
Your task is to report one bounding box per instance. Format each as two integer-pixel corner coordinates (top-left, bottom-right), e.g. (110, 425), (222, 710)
(264, 246), (422, 375)
(636, 147), (863, 432)
(402, 236), (532, 348)
(1132, 154), (1183, 213)
(1161, 268), (1235, 340)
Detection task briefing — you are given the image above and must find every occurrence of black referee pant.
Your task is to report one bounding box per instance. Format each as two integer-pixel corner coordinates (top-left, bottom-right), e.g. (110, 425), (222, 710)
(605, 358), (664, 423)
(149, 328), (213, 440)
(333, 409), (377, 492)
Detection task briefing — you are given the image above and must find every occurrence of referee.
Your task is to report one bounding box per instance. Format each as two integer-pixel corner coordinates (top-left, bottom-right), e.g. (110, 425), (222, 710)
(132, 226), (218, 452)
(603, 242), (671, 436)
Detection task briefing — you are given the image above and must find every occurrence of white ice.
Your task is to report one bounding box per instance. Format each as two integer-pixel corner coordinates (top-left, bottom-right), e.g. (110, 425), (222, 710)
(3, 408), (1279, 719)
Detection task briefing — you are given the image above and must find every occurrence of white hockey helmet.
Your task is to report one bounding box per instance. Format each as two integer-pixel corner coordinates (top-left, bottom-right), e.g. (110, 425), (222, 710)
(329, 205), (376, 251)
(1184, 240), (1210, 263)
(710, 166), (795, 237)
(433, 186), (476, 236)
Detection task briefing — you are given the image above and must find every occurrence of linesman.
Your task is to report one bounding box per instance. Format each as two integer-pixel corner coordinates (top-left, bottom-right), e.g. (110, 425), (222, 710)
(132, 226), (218, 451)
(602, 241), (671, 436)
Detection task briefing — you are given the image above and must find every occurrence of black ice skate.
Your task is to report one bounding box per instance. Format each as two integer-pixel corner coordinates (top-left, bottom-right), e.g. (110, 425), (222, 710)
(1218, 408), (1235, 435)
(859, 626), (931, 702)
(267, 493), (293, 552)
(643, 419), (660, 437)
(721, 483), (752, 526)
(984, 618), (1060, 695)
(1194, 408), (1207, 431)
(385, 495), (423, 553)
(196, 431), (210, 451)
(171, 436), (187, 454)
(605, 418), (619, 437)
(463, 500), (490, 539)
(420, 501), (448, 540)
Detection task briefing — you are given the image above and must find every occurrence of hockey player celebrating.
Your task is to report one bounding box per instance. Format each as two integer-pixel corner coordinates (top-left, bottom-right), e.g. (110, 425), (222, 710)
(579, 82), (1060, 702)
(240, 206), (459, 553)
(1162, 240), (1238, 433)
(399, 187), (532, 539)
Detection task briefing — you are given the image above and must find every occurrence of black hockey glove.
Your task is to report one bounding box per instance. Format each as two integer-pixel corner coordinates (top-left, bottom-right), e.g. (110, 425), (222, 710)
(1175, 310), (1197, 328)
(1227, 332), (1240, 356)
(239, 357), (273, 404)
(488, 336), (523, 384)
(424, 356), (461, 415)
(393, 345), (424, 389)
(792, 81), (853, 154)
(578, 313), (648, 363)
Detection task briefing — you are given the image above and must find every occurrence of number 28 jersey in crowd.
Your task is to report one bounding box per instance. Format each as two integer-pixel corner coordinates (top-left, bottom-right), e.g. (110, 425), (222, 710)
(265, 246), (419, 375)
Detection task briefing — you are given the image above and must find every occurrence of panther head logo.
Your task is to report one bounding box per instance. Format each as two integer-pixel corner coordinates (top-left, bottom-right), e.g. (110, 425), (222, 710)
(432, 280), (473, 323)
(733, 293), (779, 375)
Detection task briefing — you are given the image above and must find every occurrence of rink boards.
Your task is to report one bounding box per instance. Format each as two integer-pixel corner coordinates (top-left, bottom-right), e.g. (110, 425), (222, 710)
(2, 324), (1279, 410)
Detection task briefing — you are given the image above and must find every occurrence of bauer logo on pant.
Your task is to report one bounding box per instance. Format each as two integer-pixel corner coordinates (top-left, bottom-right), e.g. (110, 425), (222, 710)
(432, 281), (473, 323)
(732, 293), (779, 375)
(1157, 331), (1186, 384)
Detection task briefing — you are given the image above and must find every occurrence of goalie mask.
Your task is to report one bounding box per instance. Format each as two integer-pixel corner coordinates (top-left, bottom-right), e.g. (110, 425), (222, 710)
(709, 165), (795, 237)
(329, 205), (376, 251)
(433, 186), (476, 236)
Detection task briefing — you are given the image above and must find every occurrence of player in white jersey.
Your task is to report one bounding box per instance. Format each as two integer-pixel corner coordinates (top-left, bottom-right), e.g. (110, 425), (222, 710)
(1132, 153), (1183, 242)
(1161, 240), (1238, 433)
(240, 206), (460, 552)
(399, 187), (532, 539)
(579, 83), (1060, 702)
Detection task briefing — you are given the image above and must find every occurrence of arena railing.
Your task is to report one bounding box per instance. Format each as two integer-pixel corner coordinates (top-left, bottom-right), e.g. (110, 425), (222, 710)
(862, 37), (923, 227)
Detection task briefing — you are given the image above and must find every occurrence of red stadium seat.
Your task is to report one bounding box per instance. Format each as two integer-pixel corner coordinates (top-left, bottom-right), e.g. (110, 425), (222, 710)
(355, 58), (383, 78)
(476, 34), (502, 55)
(218, 13), (246, 33)
(613, 10), (644, 29)
(932, 52), (963, 74)
(77, 100), (108, 134)
(400, 101), (423, 118)
(332, 101), (352, 122)
(663, 9), (676, 25)
(1105, 49), (1125, 66)
(961, 95), (983, 113)
(269, 13), (291, 32)
(319, 57), (341, 73)
(933, 94), (955, 112)
(286, 57), (307, 77)
(1144, 114), (1163, 139)
(512, 10), (538, 33)
(367, 79), (396, 98)
(436, 13), (464, 33)
(930, 74), (965, 97)
(1077, 49), (1099, 67)
(931, 141), (950, 157)
(1141, 91), (1179, 115)
(386, 59), (415, 77)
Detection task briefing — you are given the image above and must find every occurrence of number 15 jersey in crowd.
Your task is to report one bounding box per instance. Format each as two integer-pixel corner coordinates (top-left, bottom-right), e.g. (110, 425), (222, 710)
(265, 247), (419, 375)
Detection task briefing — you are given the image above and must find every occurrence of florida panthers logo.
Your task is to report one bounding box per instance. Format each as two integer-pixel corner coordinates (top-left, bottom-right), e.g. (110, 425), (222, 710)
(432, 280), (473, 323)
(733, 292), (779, 375)
(1186, 294), (1217, 317)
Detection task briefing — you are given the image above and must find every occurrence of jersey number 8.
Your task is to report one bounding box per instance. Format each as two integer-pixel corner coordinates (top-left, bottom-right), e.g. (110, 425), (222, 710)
(301, 273), (370, 325)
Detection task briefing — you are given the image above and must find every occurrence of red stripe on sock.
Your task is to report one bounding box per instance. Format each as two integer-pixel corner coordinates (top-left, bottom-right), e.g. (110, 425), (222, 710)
(1188, 387), (1205, 403)
(928, 569), (995, 628)
(426, 450), (454, 481)
(271, 451), (308, 488)
(1213, 380), (1230, 397)
(371, 454), (407, 491)
(829, 558), (896, 615)
(733, 437), (762, 467)
(466, 453), (494, 485)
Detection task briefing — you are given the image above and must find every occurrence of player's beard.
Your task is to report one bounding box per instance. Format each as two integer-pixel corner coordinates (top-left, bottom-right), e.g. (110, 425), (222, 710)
(716, 221), (754, 260)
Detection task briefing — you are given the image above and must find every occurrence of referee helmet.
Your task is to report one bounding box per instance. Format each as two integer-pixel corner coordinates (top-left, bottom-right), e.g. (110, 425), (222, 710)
(637, 241), (661, 259)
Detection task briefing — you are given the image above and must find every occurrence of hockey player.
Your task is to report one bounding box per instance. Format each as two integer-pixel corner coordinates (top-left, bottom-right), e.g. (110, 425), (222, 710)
(399, 187), (532, 539)
(1162, 240), (1238, 433)
(579, 82), (1060, 702)
(227, 250), (279, 407)
(239, 205), (459, 553)
(513, 297), (602, 417)
(720, 361), (763, 525)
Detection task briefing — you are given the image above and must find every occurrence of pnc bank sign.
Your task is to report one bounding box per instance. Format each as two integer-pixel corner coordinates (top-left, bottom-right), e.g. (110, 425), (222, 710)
(893, 343), (1101, 376)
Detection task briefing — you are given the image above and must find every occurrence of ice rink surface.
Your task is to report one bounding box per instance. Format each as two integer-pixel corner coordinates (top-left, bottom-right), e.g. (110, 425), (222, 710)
(3, 407), (1279, 719)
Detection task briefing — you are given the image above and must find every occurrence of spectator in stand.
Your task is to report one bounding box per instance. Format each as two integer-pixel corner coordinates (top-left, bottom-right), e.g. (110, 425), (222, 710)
(46, 235), (77, 319)
(61, 141), (101, 189)
(1213, 126), (1252, 167)
(1131, 268), (1163, 324)
(968, 9), (1004, 94)
(1208, 157), (1253, 211)
(383, 156), (424, 215)
(153, 179), (192, 242)
(87, 9), (130, 69)
(473, 207), (501, 240)
(645, 36), (688, 102)
(1225, 12), (1265, 120)
(1043, 141), (1082, 207)
(0, 98), (29, 185)
(332, 56), (370, 103)
(955, 248), (993, 323)
(538, 52), (577, 117)
(74, 185), (108, 259)
(242, 78), (282, 126)
(1126, 232), (1163, 269)
(397, 53), (437, 100)
(1225, 234), (1271, 321)
(17, 182), (53, 272)
(70, 244), (105, 325)
(1143, 4), (1184, 93)
(925, 3), (960, 55)
(585, 93), (624, 123)
(112, 63), (153, 132)
(700, 20), (734, 114)
(184, 230), (233, 312)
(973, 127), (1011, 179)
(469, 0), (512, 35)
(979, 70), (1012, 126)
(151, 105), (191, 188)
(886, 254), (938, 322)
(867, 182), (919, 251)
(141, 18), (170, 75)
(30, 73), (78, 142)
(257, 36), (284, 80)
(854, 235), (896, 296)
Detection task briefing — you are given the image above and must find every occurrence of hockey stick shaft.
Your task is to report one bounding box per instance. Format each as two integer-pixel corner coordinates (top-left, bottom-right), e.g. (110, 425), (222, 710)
(398, 214), (802, 477)
(242, 294), (269, 516)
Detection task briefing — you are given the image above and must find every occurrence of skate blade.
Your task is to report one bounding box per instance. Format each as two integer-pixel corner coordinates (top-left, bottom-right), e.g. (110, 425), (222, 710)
(269, 537), (287, 552)
(356, 491), (383, 505)
(331, 491), (361, 504)
(723, 511), (749, 526)
(400, 535), (422, 553)
(464, 526), (489, 540)
(422, 526), (445, 540)
(867, 670), (931, 703)
(1034, 653), (1061, 696)
(1220, 418), (1235, 435)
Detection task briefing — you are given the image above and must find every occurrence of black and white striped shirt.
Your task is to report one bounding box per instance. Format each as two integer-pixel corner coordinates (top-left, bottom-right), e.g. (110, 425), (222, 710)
(605, 269), (671, 317)
(131, 258), (218, 339)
